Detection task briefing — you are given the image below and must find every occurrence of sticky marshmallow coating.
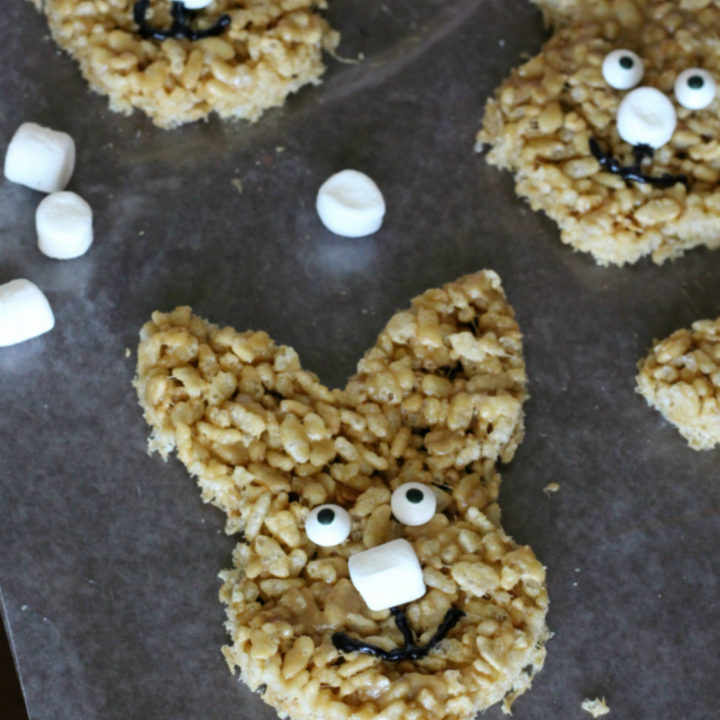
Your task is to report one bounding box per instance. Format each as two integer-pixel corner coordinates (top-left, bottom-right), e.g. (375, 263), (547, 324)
(316, 169), (386, 237)
(348, 538), (426, 611)
(0, 280), (55, 347)
(36, 191), (94, 260)
(616, 87), (677, 149)
(3, 122), (75, 193)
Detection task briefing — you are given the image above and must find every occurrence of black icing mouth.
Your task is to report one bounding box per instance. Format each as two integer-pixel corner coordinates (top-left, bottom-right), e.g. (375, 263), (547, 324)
(589, 138), (688, 188)
(133, 0), (231, 41)
(332, 606), (465, 662)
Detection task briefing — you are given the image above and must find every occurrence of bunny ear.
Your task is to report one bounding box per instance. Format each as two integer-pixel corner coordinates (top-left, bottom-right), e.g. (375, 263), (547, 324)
(134, 271), (527, 537)
(532, 0), (645, 26)
(344, 271), (528, 485)
(134, 305), (338, 533)
(532, 0), (586, 24)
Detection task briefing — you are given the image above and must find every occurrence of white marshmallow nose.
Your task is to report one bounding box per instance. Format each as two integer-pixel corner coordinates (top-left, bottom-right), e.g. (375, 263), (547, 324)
(348, 539), (426, 612)
(616, 86), (677, 149)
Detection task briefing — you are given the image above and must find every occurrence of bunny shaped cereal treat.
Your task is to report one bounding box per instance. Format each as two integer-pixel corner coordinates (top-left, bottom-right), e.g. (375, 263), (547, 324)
(134, 272), (549, 720)
(27, 0), (338, 128)
(478, 0), (720, 266)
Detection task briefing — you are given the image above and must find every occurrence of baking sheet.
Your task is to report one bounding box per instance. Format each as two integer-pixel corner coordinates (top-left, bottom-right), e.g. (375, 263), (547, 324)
(1, 1), (719, 718)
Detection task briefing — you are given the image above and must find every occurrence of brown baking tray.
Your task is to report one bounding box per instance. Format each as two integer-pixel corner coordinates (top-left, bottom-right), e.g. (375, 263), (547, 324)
(1, 1), (718, 718)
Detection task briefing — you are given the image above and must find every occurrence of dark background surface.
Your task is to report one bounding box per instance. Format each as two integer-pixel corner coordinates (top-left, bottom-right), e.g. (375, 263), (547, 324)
(0, 621), (26, 719)
(1, 1), (719, 719)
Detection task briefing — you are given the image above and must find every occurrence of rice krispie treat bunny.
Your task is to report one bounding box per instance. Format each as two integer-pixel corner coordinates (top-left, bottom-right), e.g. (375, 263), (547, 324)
(134, 272), (549, 720)
(478, 0), (720, 266)
(28, 0), (338, 128)
(637, 316), (720, 450)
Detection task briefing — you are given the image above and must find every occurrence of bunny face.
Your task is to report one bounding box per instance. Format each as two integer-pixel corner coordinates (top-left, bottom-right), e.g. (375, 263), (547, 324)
(135, 272), (549, 720)
(479, 0), (720, 266)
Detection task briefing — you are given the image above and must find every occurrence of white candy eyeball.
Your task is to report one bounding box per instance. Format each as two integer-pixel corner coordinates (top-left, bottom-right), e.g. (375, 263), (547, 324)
(390, 482), (436, 526)
(674, 68), (716, 110)
(602, 49), (644, 90)
(305, 504), (351, 546)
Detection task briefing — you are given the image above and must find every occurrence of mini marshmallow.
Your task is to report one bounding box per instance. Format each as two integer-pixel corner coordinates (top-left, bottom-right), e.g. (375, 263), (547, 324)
(616, 87), (677, 149)
(0, 279), (54, 347)
(316, 169), (385, 238)
(36, 191), (93, 260)
(182, 0), (214, 7)
(348, 538), (426, 611)
(4, 122), (76, 193)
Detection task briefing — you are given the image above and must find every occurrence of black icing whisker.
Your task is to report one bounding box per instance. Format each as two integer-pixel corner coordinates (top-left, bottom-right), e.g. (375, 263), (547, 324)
(332, 606), (465, 662)
(589, 137), (688, 188)
(133, 0), (231, 41)
(390, 606), (416, 647)
(424, 607), (468, 648)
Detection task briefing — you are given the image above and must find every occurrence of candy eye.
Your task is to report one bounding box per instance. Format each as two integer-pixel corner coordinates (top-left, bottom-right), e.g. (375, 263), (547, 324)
(390, 483), (436, 526)
(674, 68), (716, 110)
(602, 49), (644, 90)
(305, 504), (351, 546)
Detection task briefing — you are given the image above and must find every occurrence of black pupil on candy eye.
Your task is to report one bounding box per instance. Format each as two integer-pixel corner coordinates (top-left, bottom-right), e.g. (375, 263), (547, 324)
(688, 75), (704, 89)
(620, 56), (634, 70)
(318, 508), (335, 525)
(406, 488), (424, 504)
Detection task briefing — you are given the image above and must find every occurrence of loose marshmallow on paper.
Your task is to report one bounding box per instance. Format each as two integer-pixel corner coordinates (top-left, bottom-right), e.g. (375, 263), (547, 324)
(316, 169), (385, 237)
(36, 191), (93, 260)
(0, 279), (55, 347)
(4, 122), (76, 193)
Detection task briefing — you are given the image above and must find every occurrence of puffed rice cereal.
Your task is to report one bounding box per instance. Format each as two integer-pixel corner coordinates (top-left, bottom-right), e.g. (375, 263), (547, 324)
(28, 0), (339, 128)
(477, 0), (720, 266)
(637, 316), (720, 450)
(134, 272), (550, 720)
(581, 696), (611, 717)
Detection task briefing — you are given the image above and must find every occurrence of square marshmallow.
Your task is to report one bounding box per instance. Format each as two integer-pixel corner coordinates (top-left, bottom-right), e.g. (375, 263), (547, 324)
(348, 538), (426, 611)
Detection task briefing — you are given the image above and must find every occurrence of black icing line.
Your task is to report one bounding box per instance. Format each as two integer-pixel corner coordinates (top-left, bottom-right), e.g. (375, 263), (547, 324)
(589, 138), (688, 188)
(332, 606), (465, 662)
(133, 0), (230, 41)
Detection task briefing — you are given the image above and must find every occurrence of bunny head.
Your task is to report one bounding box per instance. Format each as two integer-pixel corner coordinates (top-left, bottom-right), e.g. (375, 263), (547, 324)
(134, 271), (549, 720)
(31, 0), (338, 128)
(479, 0), (720, 266)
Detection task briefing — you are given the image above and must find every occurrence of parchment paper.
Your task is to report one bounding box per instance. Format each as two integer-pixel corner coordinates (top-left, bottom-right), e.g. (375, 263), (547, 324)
(1, 1), (719, 719)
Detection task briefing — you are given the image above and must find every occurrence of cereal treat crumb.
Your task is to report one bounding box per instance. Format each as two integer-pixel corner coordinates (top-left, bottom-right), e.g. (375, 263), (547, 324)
(30, 0), (339, 128)
(477, 0), (720, 266)
(637, 317), (720, 450)
(134, 272), (549, 720)
(581, 696), (610, 717)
